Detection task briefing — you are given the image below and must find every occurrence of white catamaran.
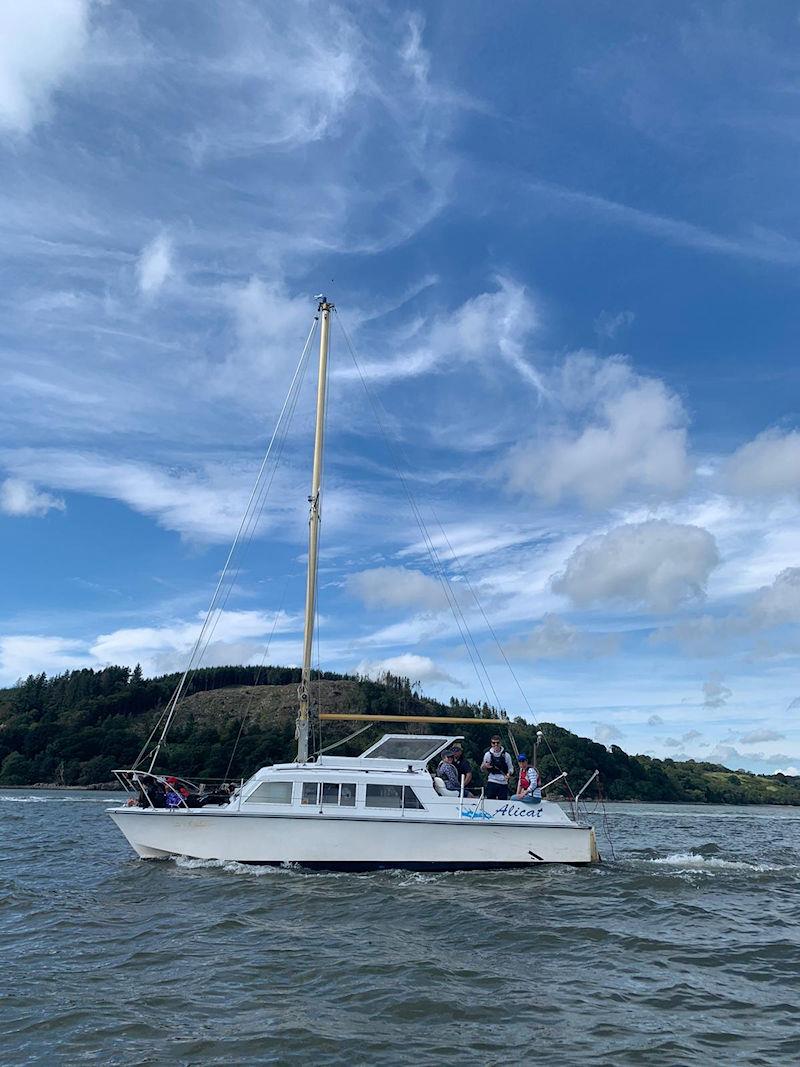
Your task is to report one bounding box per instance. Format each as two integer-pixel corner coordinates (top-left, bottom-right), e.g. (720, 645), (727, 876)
(109, 298), (600, 868)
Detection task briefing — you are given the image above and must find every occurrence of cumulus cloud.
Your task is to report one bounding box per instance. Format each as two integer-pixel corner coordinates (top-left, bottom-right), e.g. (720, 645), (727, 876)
(725, 429), (800, 497)
(507, 613), (617, 660)
(137, 233), (174, 296)
(345, 567), (449, 612)
(551, 520), (719, 612)
(750, 567), (800, 626)
(0, 0), (89, 133)
(703, 675), (732, 709)
(739, 729), (786, 744)
(0, 477), (65, 517)
(356, 653), (461, 687)
(505, 353), (689, 507)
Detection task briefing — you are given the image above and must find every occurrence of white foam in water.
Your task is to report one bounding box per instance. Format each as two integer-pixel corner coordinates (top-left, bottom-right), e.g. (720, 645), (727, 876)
(0, 794), (112, 804)
(173, 855), (300, 876)
(647, 851), (784, 872)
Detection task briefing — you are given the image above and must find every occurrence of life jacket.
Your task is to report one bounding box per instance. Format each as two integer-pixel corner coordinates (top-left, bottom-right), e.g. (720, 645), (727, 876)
(488, 749), (508, 776)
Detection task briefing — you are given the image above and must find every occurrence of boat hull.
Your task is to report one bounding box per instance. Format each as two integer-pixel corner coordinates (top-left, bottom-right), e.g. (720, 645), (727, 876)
(109, 808), (599, 867)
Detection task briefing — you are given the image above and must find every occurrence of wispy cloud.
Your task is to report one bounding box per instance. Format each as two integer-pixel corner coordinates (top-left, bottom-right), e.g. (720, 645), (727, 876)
(0, 478), (65, 518)
(527, 179), (800, 266)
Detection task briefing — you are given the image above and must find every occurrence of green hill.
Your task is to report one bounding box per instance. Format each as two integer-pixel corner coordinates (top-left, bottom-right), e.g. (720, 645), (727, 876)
(1, 665), (798, 805)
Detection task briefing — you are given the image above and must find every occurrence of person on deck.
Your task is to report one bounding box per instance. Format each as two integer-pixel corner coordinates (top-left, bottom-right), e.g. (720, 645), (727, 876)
(513, 754), (542, 805)
(481, 736), (514, 800)
(436, 750), (461, 792)
(451, 742), (474, 797)
(164, 776), (185, 809)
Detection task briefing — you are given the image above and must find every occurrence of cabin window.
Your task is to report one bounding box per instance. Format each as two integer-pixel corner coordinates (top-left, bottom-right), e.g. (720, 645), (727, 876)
(321, 783), (340, 806)
(340, 783), (356, 806)
(246, 781), (293, 804)
(403, 786), (425, 810)
(365, 784), (403, 808)
(301, 782), (319, 805)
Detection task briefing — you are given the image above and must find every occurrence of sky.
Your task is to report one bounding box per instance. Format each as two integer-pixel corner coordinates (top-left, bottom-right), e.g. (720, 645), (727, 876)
(1, 1), (800, 774)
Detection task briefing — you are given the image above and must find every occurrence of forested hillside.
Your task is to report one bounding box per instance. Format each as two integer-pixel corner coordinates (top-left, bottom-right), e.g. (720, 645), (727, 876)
(1, 665), (798, 804)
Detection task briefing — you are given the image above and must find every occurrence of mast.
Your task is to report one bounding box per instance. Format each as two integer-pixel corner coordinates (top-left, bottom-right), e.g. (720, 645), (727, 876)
(296, 296), (333, 762)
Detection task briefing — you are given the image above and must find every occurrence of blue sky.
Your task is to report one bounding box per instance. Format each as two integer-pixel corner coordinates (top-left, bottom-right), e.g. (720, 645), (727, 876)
(2, 1), (800, 773)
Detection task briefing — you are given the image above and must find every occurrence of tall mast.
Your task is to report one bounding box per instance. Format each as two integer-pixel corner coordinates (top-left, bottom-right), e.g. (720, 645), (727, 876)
(296, 296), (333, 762)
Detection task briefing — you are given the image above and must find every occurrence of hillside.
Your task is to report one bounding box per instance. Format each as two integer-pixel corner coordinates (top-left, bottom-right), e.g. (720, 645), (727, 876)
(1, 665), (798, 805)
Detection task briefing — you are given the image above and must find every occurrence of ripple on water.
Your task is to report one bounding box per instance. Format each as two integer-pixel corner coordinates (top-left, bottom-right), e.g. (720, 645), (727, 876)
(2, 795), (800, 1065)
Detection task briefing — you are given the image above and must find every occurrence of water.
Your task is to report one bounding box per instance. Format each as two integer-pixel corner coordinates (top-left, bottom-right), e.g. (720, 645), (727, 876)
(2, 794), (799, 1065)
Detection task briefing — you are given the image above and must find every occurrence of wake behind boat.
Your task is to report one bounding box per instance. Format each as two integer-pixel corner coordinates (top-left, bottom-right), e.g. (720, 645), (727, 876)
(109, 298), (600, 867)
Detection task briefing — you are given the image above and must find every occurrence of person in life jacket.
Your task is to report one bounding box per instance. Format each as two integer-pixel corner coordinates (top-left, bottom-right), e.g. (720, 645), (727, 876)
(513, 754), (542, 805)
(480, 735), (514, 800)
(165, 776), (184, 809)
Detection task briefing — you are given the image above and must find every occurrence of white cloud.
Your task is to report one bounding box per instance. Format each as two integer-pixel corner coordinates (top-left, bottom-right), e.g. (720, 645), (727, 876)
(724, 429), (800, 497)
(1, 449), (281, 543)
(0, 0), (89, 134)
(750, 567), (800, 626)
(739, 729), (786, 744)
(774, 767), (799, 777)
(593, 721), (624, 745)
(507, 613), (617, 660)
(355, 652), (461, 687)
(703, 675), (732, 709)
(551, 520), (719, 611)
(527, 179), (800, 267)
(0, 635), (93, 682)
(0, 477), (65, 517)
(137, 233), (174, 296)
(594, 309), (635, 339)
(505, 354), (690, 507)
(337, 277), (543, 389)
(0, 609), (301, 685)
(345, 567), (448, 612)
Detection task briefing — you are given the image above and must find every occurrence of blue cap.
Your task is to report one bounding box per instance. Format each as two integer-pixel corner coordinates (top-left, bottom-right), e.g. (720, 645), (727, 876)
(517, 753), (528, 762)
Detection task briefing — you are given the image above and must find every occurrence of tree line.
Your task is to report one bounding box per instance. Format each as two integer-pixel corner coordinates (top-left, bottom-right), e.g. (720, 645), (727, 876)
(0, 665), (798, 805)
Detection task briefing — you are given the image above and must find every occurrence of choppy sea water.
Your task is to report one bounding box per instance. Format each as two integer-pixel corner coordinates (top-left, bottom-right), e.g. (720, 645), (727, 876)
(2, 794), (799, 1066)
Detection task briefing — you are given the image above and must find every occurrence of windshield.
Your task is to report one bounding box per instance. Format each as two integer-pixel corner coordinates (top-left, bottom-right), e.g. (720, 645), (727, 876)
(362, 736), (452, 761)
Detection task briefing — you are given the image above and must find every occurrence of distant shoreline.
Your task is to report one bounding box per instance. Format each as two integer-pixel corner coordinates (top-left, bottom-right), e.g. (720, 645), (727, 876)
(3, 784), (798, 806)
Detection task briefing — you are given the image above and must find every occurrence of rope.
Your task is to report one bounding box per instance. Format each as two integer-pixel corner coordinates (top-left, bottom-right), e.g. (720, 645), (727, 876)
(137, 314), (319, 772)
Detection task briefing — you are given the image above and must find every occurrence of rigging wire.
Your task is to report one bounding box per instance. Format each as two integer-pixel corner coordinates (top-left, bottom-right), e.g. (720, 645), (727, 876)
(333, 310), (497, 712)
(333, 310), (570, 782)
(427, 511), (568, 781)
(222, 573), (291, 781)
(135, 314), (320, 771)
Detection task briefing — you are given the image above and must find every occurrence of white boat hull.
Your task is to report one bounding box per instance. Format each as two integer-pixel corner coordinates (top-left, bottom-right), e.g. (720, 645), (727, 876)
(109, 808), (599, 867)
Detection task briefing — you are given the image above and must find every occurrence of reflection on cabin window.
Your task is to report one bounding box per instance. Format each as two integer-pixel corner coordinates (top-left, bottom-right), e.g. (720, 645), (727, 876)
(366, 784), (403, 808)
(340, 783), (356, 806)
(301, 782), (319, 805)
(403, 786), (425, 810)
(246, 781), (293, 804)
(321, 783), (340, 806)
